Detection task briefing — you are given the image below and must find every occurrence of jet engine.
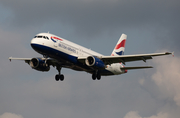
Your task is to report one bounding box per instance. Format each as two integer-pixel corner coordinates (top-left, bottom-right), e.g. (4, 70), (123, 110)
(85, 56), (106, 69)
(30, 58), (50, 72)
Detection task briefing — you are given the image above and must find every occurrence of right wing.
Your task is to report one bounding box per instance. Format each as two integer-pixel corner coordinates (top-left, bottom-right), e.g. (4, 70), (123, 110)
(78, 52), (172, 65)
(101, 52), (173, 65)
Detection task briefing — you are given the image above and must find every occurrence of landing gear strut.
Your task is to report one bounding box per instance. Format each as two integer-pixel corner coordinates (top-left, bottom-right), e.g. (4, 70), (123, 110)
(55, 66), (64, 81)
(92, 71), (101, 80)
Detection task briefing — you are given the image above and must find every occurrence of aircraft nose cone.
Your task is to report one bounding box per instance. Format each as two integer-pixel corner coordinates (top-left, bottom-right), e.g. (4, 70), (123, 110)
(31, 43), (36, 49)
(31, 38), (40, 51)
(31, 38), (35, 47)
(31, 38), (36, 44)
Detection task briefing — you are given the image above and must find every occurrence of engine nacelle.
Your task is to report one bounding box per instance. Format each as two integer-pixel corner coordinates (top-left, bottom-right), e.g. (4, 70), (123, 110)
(30, 58), (50, 72)
(85, 56), (106, 69)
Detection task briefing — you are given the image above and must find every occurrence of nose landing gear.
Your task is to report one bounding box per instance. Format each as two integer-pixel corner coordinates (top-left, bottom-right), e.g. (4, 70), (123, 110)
(55, 66), (64, 81)
(55, 74), (64, 81)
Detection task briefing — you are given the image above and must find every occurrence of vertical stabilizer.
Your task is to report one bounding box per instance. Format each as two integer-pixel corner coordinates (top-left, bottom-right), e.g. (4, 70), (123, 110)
(111, 34), (127, 56)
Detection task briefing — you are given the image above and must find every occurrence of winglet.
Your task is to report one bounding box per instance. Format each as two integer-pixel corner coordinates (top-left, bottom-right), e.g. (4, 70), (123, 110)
(9, 57), (12, 62)
(165, 52), (174, 57)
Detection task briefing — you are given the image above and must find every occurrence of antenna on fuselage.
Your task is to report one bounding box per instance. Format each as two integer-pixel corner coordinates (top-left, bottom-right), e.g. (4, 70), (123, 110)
(48, 31), (49, 34)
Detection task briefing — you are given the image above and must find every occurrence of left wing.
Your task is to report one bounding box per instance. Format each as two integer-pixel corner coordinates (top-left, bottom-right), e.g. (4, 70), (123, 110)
(9, 57), (62, 67)
(78, 52), (173, 65)
(9, 57), (32, 63)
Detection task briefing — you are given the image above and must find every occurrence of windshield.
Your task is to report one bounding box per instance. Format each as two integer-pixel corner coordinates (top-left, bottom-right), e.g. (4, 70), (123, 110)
(34, 35), (49, 39)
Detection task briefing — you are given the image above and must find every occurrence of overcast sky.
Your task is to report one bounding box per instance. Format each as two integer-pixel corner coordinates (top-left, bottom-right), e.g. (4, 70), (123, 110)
(0, 0), (180, 118)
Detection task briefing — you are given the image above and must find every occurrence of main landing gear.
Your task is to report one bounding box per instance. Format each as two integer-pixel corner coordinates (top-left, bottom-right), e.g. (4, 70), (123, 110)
(55, 66), (64, 81)
(92, 71), (101, 80)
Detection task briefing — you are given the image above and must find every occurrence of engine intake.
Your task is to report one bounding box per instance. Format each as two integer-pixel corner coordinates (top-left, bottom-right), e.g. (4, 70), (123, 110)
(30, 58), (50, 72)
(85, 56), (106, 69)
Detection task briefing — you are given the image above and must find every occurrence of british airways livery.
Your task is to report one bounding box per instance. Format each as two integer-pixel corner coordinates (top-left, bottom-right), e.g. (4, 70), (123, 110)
(9, 33), (173, 81)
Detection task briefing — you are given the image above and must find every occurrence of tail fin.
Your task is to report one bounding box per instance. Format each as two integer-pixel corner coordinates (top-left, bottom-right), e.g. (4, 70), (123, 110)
(111, 34), (127, 56)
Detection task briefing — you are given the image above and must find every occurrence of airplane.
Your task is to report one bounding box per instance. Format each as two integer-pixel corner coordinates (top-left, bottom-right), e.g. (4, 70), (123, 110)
(9, 33), (173, 81)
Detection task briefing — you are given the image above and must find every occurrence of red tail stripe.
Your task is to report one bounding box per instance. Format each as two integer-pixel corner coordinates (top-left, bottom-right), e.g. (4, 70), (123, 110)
(115, 39), (126, 49)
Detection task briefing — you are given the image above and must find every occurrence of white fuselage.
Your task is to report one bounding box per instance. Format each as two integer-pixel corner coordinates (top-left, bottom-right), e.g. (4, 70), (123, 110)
(31, 33), (126, 76)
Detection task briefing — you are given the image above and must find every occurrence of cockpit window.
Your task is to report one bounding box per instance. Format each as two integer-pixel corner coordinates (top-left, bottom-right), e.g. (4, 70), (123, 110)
(37, 36), (43, 38)
(34, 35), (49, 40)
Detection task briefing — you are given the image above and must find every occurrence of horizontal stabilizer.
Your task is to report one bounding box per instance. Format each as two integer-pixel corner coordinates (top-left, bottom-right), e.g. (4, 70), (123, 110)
(121, 66), (153, 70)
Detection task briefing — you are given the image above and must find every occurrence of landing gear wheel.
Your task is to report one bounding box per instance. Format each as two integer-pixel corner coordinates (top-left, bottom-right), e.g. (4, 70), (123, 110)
(55, 66), (65, 81)
(92, 74), (96, 80)
(97, 73), (101, 80)
(55, 74), (60, 81)
(55, 74), (64, 81)
(60, 74), (64, 81)
(92, 71), (101, 80)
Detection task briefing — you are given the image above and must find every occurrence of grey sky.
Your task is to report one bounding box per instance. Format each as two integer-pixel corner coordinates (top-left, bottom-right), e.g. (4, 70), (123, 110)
(0, 0), (179, 118)
(1, 0), (179, 53)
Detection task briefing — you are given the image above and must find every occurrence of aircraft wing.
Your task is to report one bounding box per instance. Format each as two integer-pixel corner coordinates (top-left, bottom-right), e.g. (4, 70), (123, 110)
(78, 52), (173, 65)
(8, 57), (65, 67)
(9, 57), (32, 63)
